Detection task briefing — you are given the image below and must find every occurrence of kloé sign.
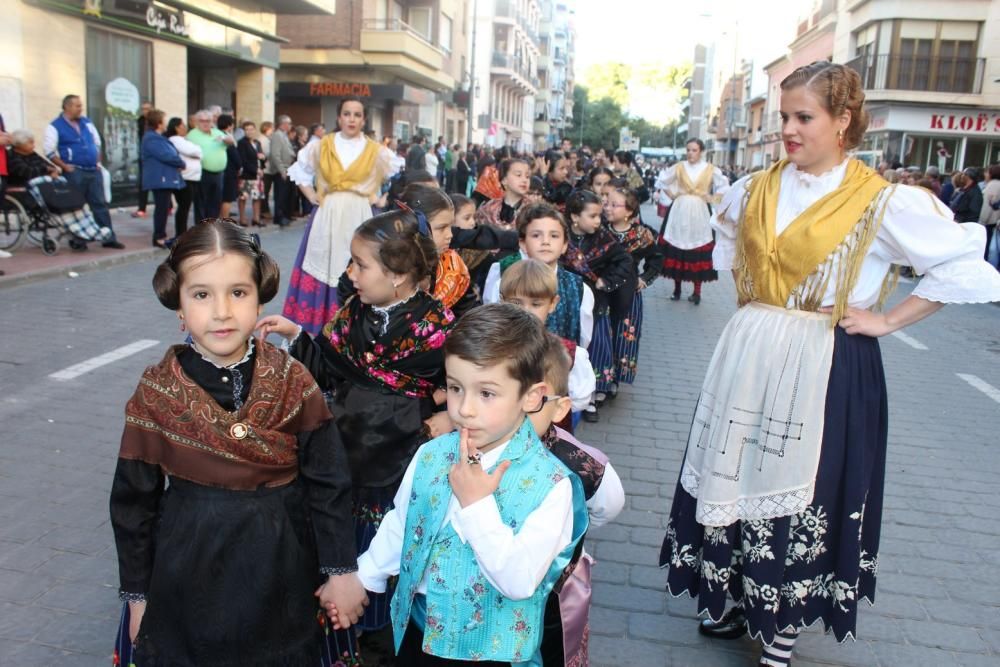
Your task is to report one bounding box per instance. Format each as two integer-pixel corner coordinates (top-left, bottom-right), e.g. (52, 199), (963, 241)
(929, 112), (1000, 134)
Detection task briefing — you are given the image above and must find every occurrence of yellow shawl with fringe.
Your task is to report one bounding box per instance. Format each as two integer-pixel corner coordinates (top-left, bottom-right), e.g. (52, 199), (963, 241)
(734, 159), (896, 326)
(317, 134), (380, 199)
(676, 161), (715, 198)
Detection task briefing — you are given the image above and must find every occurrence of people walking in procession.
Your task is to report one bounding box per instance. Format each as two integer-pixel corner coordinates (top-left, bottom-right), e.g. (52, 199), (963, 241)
(659, 138), (730, 305)
(659, 61), (1000, 667)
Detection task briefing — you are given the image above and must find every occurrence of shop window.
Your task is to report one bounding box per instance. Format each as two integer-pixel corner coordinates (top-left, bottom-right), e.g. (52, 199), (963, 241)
(394, 120), (411, 142)
(964, 139), (990, 169)
(904, 135), (959, 172)
(85, 28), (152, 206)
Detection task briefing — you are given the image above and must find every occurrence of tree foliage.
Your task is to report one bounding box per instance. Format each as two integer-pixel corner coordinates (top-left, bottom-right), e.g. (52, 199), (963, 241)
(569, 61), (691, 151)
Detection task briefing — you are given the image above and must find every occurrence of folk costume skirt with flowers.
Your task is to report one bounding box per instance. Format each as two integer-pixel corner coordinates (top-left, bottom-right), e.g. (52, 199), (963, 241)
(112, 479), (327, 667)
(590, 292), (643, 392)
(587, 305), (615, 394)
(660, 327), (888, 644)
(661, 240), (718, 284)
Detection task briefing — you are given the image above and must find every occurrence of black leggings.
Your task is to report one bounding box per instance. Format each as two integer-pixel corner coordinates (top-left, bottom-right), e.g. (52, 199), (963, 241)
(174, 180), (198, 237)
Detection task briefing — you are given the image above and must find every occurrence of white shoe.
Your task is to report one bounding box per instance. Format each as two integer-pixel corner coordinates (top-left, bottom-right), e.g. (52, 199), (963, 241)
(0, 249), (12, 259)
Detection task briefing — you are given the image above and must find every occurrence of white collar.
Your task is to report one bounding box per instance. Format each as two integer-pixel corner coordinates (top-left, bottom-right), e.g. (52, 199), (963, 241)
(190, 337), (254, 369)
(787, 158), (849, 186)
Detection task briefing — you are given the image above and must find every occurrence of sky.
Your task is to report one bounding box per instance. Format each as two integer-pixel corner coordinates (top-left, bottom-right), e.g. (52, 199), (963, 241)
(572, 0), (814, 124)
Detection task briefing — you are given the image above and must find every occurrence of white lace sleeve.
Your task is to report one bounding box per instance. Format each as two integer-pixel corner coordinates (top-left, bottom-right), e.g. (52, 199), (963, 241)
(288, 141), (319, 186)
(711, 174), (752, 271)
(873, 185), (1000, 304)
(712, 167), (732, 198)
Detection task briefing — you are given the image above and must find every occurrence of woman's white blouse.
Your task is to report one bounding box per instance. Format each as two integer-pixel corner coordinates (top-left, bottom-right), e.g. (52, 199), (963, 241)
(288, 132), (375, 186)
(713, 160), (1000, 307)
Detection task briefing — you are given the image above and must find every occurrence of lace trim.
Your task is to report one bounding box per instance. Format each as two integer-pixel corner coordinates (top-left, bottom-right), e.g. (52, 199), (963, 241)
(681, 464), (815, 527)
(119, 591), (147, 603)
(371, 289), (419, 335)
(189, 337), (255, 369)
(912, 258), (1000, 304)
(320, 565), (358, 576)
(789, 159), (849, 185)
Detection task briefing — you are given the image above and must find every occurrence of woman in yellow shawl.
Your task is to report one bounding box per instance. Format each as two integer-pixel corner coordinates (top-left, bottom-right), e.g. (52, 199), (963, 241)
(659, 62), (1000, 667)
(282, 97), (393, 334)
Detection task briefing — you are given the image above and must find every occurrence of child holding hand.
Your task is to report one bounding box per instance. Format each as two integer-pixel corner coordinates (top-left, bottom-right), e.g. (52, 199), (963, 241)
(344, 304), (589, 666)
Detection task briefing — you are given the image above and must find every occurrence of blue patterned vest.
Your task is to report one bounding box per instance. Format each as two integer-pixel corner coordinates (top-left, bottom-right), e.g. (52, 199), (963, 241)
(499, 255), (584, 344)
(391, 419), (588, 663)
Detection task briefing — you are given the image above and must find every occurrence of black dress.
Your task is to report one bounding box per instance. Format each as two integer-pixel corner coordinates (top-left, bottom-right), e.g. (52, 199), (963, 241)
(110, 344), (355, 666)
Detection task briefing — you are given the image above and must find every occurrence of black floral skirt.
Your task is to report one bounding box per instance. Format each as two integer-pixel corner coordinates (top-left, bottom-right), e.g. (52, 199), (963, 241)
(660, 328), (888, 644)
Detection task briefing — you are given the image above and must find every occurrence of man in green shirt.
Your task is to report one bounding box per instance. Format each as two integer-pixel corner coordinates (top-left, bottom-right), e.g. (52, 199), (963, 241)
(186, 109), (232, 218)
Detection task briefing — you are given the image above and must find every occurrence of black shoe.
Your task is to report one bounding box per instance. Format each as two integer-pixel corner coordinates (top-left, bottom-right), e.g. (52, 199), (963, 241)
(607, 383), (619, 400)
(593, 392), (607, 408)
(69, 239), (88, 252)
(582, 407), (599, 423)
(670, 292), (681, 301)
(698, 606), (747, 640)
(688, 293), (701, 305)
(102, 241), (126, 250)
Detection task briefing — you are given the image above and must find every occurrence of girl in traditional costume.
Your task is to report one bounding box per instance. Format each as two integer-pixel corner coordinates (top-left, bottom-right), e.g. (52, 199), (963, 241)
(603, 185), (663, 396)
(660, 138), (731, 305)
(283, 96), (393, 334)
(464, 157), (532, 290)
(258, 211), (454, 642)
(562, 189), (634, 423)
(660, 61), (1000, 667)
(111, 220), (365, 667)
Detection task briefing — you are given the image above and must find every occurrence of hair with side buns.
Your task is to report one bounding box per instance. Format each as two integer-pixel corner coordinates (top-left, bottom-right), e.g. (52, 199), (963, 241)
(152, 219), (280, 310)
(353, 211), (438, 284)
(780, 61), (869, 150)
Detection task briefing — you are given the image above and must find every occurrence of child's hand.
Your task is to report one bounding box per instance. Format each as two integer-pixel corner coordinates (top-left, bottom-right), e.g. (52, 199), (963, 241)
(595, 278), (607, 291)
(256, 315), (300, 342)
(315, 574), (368, 630)
(432, 388), (447, 406)
(637, 278), (648, 291)
(449, 428), (511, 508)
(128, 600), (146, 643)
(424, 411), (453, 439)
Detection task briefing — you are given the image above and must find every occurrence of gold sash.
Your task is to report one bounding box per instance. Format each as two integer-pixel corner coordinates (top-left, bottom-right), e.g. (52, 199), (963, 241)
(676, 162), (714, 199)
(317, 134), (380, 199)
(734, 159), (894, 325)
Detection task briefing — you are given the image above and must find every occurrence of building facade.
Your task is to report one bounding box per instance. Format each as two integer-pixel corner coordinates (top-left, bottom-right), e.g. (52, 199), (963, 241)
(2, 0), (315, 203)
(470, 0), (542, 151)
(276, 0), (470, 146)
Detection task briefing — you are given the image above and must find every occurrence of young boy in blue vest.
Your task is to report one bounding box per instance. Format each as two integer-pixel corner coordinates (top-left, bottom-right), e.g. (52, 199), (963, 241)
(343, 304), (588, 666)
(482, 203), (595, 350)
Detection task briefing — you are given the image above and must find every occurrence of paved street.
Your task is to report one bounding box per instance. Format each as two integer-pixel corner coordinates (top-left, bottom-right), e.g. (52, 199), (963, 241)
(1, 211), (999, 666)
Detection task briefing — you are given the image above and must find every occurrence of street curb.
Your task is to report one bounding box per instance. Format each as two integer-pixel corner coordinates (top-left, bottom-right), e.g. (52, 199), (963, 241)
(0, 219), (306, 290)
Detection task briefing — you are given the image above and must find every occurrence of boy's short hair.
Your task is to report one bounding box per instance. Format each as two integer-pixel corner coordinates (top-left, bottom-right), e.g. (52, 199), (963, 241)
(500, 258), (557, 301)
(515, 202), (569, 239)
(445, 304), (547, 395)
(542, 333), (572, 397)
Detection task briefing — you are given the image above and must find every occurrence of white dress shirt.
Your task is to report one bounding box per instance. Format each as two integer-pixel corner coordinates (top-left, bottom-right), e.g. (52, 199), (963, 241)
(357, 438), (574, 601)
(713, 160), (1000, 307)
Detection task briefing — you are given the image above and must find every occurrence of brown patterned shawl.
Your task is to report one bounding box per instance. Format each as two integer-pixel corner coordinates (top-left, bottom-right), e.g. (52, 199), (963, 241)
(120, 339), (331, 490)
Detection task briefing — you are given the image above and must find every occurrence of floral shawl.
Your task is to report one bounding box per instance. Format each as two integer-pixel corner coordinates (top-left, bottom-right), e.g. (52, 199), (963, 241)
(322, 292), (454, 398)
(473, 164), (503, 201)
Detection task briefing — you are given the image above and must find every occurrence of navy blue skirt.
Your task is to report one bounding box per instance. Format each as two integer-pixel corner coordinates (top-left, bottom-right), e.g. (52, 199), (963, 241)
(660, 327), (888, 644)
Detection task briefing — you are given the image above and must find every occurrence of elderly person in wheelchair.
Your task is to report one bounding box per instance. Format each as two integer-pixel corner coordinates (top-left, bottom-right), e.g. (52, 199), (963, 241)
(6, 129), (110, 252)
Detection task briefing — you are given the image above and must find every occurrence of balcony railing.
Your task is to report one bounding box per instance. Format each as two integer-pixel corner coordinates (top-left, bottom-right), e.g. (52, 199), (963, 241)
(846, 54), (984, 95)
(361, 18), (434, 46)
(491, 52), (538, 89)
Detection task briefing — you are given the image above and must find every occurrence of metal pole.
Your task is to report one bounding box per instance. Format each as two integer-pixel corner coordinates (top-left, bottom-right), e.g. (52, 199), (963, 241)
(466, 0), (478, 148)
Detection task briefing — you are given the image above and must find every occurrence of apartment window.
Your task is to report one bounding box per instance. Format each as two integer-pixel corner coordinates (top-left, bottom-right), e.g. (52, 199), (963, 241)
(895, 20), (979, 93)
(409, 7), (433, 41)
(440, 13), (453, 51)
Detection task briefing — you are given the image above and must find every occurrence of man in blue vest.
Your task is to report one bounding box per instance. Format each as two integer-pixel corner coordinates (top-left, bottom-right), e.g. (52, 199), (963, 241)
(44, 94), (125, 250)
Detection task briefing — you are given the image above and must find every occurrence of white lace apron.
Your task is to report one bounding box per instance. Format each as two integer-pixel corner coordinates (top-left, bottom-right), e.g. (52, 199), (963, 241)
(680, 302), (835, 527)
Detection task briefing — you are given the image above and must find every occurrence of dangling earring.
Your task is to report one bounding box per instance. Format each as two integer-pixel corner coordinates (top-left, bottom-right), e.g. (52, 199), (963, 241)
(837, 129), (845, 148)
(393, 281), (400, 299)
(179, 315), (185, 332)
